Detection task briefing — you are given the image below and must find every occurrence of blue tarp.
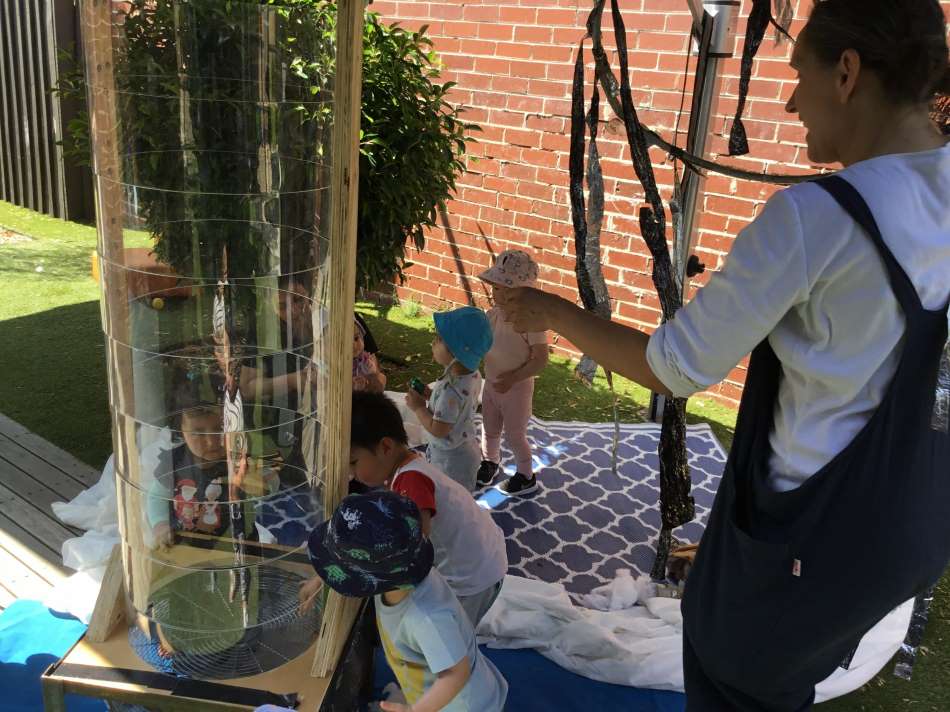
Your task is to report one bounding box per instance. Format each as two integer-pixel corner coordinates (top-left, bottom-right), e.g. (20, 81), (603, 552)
(375, 646), (686, 712)
(0, 600), (104, 712)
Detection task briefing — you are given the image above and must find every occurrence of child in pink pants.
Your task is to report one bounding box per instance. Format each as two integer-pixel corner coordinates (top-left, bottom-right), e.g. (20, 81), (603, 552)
(476, 250), (549, 496)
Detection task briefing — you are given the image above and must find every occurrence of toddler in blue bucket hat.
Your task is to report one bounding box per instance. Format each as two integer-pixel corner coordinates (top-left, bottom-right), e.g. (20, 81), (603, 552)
(305, 490), (507, 711)
(406, 307), (492, 491)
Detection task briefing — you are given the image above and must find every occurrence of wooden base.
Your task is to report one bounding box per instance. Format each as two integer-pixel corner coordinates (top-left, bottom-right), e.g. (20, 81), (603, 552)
(41, 596), (377, 712)
(41, 626), (331, 712)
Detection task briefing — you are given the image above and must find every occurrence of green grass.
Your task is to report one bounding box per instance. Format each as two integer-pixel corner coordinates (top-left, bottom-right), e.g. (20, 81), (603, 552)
(2, 199), (949, 708)
(0, 201), (111, 468)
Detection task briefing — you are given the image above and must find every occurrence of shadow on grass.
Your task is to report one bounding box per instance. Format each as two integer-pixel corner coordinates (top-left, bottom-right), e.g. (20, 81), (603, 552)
(357, 301), (736, 451)
(0, 301), (112, 469)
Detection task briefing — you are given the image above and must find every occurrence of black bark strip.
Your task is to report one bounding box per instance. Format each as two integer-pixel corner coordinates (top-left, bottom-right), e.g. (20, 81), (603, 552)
(569, 42), (594, 315)
(588, 0), (812, 185)
(728, 0), (772, 156)
(581, 0), (695, 577)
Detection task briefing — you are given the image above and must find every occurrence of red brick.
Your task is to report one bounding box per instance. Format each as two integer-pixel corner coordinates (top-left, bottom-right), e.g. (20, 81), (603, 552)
(475, 57), (512, 75)
(635, 32), (689, 53)
(545, 62), (580, 82)
(495, 42), (534, 60)
(427, 3), (463, 20)
(471, 90), (508, 109)
(537, 8), (580, 26)
(498, 193), (533, 213)
(501, 162), (537, 181)
(461, 187), (498, 206)
(459, 39), (496, 56)
(493, 76), (529, 94)
(510, 60), (550, 80)
(514, 213), (551, 233)
(479, 205), (514, 226)
(482, 175), (510, 194)
(500, 7), (538, 25)
(507, 95), (545, 113)
(442, 53), (475, 72)
(525, 114), (565, 133)
(551, 27), (585, 46)
(477, 23), (515, 41)
(531, 44), (573, 63)
(518, 181), (555, 201)
(504, 128), (539, 148)
(490, 109), (527, 128)
(443, 21), (479, 38)
(520, 147), (560, 169)
(463, 5), (500, 23)
(514, 25), (551, 44)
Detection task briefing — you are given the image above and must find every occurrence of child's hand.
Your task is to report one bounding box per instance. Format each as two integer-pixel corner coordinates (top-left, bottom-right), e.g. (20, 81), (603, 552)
(152, 522), (173, 551)
(353, 375), (369, 391)
(298, 576), (324, 615)
(405, 387), (426, 411)
(379, 703), (411, 712)
(493, 370), (521, 394)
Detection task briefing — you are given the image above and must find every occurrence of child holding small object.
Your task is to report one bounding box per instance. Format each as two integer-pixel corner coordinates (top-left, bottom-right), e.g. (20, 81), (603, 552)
(405, 307), (493, 491)
(353, 315), (386, 392)
(304, 490), (507, 712)
(476, 250), (549, 495)
(350, 391), (507, 627)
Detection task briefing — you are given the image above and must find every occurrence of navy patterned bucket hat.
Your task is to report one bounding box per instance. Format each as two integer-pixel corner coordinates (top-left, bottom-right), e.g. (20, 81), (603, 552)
(307, 490), (434, 597)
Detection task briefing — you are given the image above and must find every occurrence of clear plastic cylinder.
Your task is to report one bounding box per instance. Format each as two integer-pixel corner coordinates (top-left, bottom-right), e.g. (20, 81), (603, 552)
(81, 0), (337, 678)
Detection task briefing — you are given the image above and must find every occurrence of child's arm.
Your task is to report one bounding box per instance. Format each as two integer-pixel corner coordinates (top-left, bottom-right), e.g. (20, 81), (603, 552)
(405, 389), (453, 439)
(365, 354), (387, 393)
(380, 656), (471, 712)
(492, 343), (549, 394)
(146, 472), (174, 550)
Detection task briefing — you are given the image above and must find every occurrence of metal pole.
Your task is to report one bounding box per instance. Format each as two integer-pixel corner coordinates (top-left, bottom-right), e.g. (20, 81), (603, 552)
(650, 1), (737, 423)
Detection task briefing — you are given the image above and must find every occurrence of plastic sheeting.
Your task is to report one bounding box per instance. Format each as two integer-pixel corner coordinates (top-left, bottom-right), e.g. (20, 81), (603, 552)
(477, 573), (914, 701)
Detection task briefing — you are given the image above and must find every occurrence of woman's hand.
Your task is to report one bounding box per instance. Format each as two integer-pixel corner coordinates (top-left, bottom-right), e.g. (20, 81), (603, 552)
(498, 287), (562, 333)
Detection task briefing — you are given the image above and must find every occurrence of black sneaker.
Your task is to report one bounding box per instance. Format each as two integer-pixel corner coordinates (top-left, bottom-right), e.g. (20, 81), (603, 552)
(476, 460), (499, 487)
(496, 472), (538, 496)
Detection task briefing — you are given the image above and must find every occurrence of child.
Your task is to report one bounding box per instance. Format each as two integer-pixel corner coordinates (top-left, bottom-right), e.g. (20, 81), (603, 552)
(476, 250), (549, 495)
(405, 307), (492, 491)
(350, 391), (507, 627)
(146, 402), (260, 549)
(353, 315), (386, 392)
(307, 490), (508, 711)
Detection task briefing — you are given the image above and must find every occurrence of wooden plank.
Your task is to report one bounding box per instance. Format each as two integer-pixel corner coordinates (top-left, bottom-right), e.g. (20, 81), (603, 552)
(0, 581), (16, 611)
(0, 435), (86, 501)
(0, 544), (56, 602)
(0, 510), (63, 563)
(0, 413), (100, 489)
(0, 457), (82, 536)
(0, 527), (68, 585)
(312, 0), (365, 678)
(0, 482), (76, 554)
(86, 545), (124, 643)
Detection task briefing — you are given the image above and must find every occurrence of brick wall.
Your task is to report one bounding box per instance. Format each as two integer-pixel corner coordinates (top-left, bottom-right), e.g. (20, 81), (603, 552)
(368, 0), (948, 407)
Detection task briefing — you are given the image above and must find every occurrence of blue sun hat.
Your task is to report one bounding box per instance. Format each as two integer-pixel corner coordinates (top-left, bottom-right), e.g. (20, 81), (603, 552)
(307, 490), (434, 597)
(433, 306), (493, 372)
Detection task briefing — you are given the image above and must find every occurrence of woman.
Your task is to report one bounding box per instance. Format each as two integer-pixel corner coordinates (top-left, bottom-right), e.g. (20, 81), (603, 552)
(502, 1), (949, 708)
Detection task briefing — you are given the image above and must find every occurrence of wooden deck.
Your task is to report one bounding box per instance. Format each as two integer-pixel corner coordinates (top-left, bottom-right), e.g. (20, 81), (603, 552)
(0, 413), (99, 611)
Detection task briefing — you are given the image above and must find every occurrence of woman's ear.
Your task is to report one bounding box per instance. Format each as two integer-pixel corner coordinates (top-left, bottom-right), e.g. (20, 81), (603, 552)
(837, 48), (862, 103)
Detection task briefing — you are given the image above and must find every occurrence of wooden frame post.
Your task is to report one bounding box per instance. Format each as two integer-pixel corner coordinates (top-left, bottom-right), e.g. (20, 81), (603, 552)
(312, 0), (365, 678)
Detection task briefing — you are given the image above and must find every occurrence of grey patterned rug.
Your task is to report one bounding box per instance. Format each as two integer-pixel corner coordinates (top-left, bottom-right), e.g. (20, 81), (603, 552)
(475, 418), (727, 595)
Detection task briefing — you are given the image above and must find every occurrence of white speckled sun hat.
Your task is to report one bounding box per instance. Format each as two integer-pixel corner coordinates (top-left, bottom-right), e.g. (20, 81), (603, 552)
(478, 249), (539, 289)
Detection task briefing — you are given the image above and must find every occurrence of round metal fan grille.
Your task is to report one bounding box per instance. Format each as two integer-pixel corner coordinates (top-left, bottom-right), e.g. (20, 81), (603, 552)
(129, 566), (322, 680)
